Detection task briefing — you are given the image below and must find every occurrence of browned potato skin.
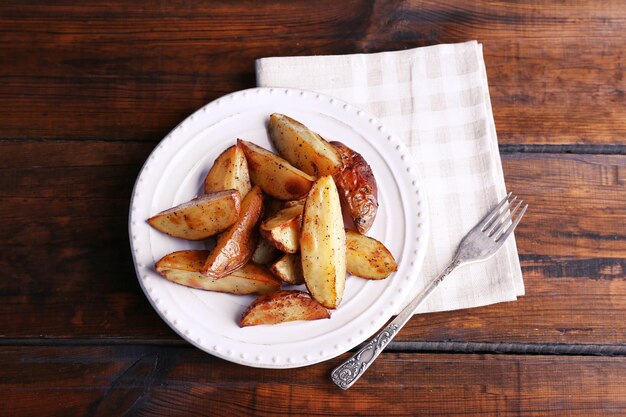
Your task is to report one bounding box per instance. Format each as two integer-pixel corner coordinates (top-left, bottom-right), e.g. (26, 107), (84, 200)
(238, 139), (315, 200)
(268, 113), (342, 177)
(147, 190), (240, 240)
(346, 230), (398, 279)
(259, 205), (303, 253)
(204, 144), (252, 197)
(269, 253), (305, 285)
(156, 250), (280, 295)
(201, 186), (263, 279)
(240, 290), (330, 327)
(330, 141), (378, 234)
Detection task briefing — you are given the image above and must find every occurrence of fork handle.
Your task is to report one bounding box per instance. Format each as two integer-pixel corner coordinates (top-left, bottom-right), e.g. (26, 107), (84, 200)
(331, 258), (462, 390)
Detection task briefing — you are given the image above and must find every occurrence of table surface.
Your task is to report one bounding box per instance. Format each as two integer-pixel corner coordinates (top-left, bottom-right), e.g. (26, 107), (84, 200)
(2, 1), (625, 415)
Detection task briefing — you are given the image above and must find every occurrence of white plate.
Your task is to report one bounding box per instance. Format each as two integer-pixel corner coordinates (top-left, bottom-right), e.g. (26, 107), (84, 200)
(129, 87), (429, 368)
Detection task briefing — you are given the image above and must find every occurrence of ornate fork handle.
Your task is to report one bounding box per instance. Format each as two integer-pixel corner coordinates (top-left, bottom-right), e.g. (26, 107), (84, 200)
(332, 192), (528, 389)
(331, 258), (462, 390)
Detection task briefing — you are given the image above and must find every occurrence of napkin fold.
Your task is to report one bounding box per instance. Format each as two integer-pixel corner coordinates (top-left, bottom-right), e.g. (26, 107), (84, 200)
(256, 41), (524, 314)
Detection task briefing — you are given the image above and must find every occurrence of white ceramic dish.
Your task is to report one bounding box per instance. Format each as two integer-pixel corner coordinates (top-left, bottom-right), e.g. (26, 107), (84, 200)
(129, 87), (429, 368)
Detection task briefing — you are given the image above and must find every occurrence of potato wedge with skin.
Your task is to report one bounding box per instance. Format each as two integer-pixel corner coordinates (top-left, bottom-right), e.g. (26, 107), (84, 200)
(269, 113), (342, 177)
(238, 139), (314, 200)
(251, 238), (282, 265)
(269, 253), (304, 285)
(204, 144), (252, 197)
(346, 230), (398, 279)
(147, 190), (240, 240)
(201, 186), (263, 279)
(300, 176), (346, 309)
(260, 205), (303, 253)
(331, 141), (378, 234)
(240, 290), (330, 326)
(156, 250), (280, 295)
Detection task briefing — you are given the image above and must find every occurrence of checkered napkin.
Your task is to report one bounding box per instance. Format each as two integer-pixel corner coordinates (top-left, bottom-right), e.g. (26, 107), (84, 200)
(256, 41), (524, 313)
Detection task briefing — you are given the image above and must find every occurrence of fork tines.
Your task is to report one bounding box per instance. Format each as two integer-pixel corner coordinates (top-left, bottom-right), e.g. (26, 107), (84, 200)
(481, 192), (528, 242)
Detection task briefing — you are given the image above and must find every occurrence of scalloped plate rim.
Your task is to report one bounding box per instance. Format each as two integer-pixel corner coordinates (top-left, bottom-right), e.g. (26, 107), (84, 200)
(128, 87), (429, 369)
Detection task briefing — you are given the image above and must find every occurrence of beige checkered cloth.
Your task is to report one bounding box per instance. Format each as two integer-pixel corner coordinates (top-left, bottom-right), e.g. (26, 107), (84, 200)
(256, 41), (524, 314)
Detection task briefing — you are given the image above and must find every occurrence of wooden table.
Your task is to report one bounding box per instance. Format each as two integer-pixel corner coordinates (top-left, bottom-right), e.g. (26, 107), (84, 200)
(2, 1), (625, 415)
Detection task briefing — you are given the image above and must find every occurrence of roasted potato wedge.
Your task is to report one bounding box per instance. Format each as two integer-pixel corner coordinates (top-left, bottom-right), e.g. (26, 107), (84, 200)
(147, 190), (240, 240)
(331, 141), (378, 234)
(269, 113), (342, 177)
(240, 290), (330, 326)
(346, 230), (398, 279)
(251, 238), (282, 265)
(204, 144), (252, 197)
(300, 176), (346, 309)
(269, 253), (305, 285)
(238, 139), (314, 200)
(260, 204), (303, 253)
(156, 250), (280, 294)
(201, 186), (263, 279)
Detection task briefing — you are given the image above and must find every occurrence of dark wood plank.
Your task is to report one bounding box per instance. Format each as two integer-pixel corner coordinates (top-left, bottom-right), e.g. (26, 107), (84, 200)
(2, 345), (626, 417)
(0, 141), (625, 346)
(406, 153), (626, 344)
(0, 0), (623, 144)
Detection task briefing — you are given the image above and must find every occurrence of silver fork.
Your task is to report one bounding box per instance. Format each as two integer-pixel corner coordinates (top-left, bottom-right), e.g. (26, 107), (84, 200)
(331, 192), (528, 390)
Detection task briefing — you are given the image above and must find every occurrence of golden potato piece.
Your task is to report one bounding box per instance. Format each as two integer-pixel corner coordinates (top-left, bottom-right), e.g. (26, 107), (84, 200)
(346, 230), (398, 280)
(240, 290), (330, 326)
(259, 205), (303, 253)
(251, 238), (282, 265)
(204, 143), (252, 197)
(147, 190), (240, 240)
(156, 250), (280, 295)
(201, 186), (263, 279)
(269, 253), (304, 285)
(331, 141), (378, 234)
(269, 113), (342, 177)
(300, 176), (346, 309)
(238, 139), (314, 200)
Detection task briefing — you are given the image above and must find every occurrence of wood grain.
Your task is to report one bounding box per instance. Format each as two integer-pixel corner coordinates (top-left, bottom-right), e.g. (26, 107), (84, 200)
(0, 0), (623, 144)
(1, 141), (624, 345)
(2, 345), (625, 417)
(1, 1), (625, 415)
